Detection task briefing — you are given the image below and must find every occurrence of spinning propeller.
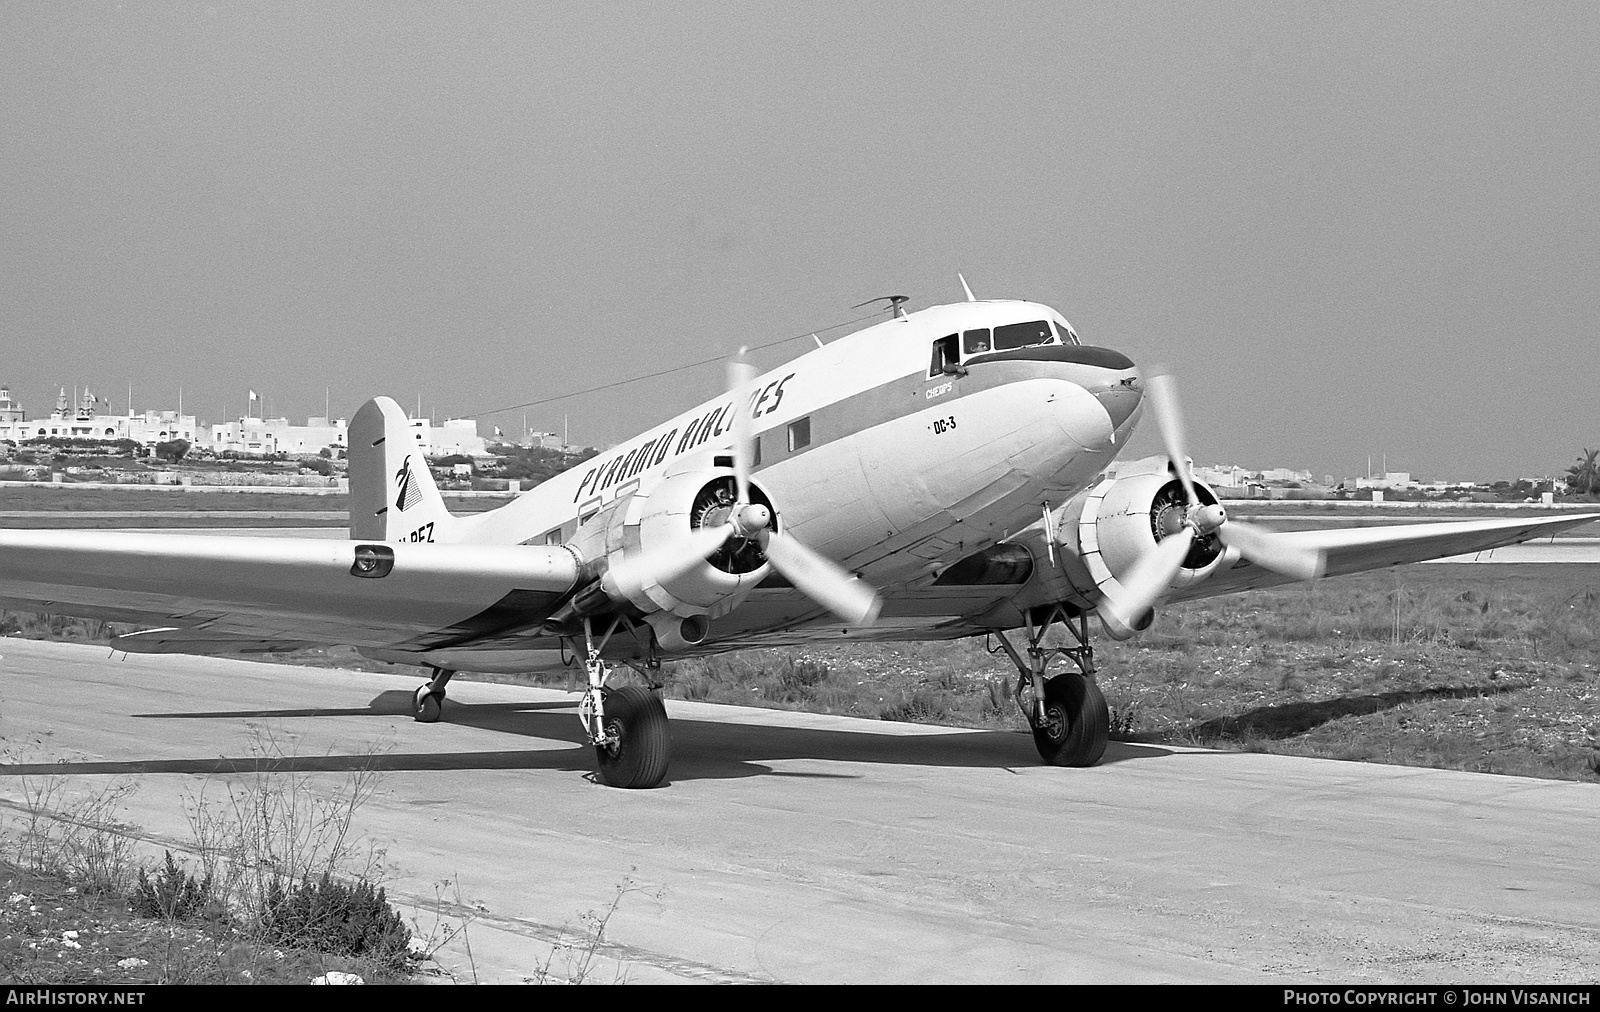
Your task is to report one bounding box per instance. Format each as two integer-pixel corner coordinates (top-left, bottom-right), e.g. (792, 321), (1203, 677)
(1099, 374), (1325, 635)
(607, 352), (882, 627)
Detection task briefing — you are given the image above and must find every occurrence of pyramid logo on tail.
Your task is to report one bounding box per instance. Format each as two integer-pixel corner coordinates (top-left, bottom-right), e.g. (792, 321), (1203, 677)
(395, 455), (422, 512)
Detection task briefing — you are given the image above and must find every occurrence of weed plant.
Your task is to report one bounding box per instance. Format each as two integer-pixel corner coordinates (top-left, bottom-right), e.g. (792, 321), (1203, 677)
(13, 777), (139, 894)
(527, 874), (659, 985)
(182, 726), (387, 921)
(128, 851), (216, 921)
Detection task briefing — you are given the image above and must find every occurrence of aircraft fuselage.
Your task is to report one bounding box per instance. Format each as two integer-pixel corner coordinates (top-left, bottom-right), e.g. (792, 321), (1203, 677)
(464, 300), (1142, 600)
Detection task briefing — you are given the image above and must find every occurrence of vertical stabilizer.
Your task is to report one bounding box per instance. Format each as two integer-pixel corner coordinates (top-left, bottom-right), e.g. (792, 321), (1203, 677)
(348, 396), (459, 543)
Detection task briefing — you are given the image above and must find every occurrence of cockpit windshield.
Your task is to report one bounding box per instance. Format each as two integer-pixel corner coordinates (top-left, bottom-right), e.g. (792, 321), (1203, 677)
(991, 320), (1056, 352)
(957, 318), (1076, 358)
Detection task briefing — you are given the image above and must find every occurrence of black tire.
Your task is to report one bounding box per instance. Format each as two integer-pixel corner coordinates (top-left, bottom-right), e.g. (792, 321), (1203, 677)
(594, 685), (671, 789)
(1030, 673), (1109, 767)
(414, 686), (443, 723)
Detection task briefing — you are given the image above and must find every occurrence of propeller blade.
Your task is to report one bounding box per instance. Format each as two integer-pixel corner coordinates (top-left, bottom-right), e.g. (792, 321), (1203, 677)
(1100, 528), (1194, 634)
(604, 524), (733, 600)
(1146, 373), (1198, 507)
(761, 530), (882, 626)
(727, 351), (758, 506)
(1216, 520), (1325, 582)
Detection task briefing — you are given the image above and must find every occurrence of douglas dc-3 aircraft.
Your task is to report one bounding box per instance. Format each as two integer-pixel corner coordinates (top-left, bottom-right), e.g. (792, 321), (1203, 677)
(2, 288), (1595, 788)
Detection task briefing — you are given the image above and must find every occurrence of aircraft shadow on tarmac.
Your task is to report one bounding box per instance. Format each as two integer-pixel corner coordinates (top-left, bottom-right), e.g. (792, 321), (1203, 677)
(1180, 681), (1523, 741)
(0, 689), (1174, 784)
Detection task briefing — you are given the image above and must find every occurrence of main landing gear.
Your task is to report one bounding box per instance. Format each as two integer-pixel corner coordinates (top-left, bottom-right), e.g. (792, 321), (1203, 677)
(575, 617), (671, 789)
(407, 619), (672, 789)
(991, 603), (1109, 767)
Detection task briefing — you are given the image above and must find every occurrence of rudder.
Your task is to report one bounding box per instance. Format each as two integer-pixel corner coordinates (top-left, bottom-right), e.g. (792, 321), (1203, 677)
(348, 396), (459, 543)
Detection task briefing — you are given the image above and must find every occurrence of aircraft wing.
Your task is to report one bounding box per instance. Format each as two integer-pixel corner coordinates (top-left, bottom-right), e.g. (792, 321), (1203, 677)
(0, 530), (580, 654)
(1168, 512), (1598, 602)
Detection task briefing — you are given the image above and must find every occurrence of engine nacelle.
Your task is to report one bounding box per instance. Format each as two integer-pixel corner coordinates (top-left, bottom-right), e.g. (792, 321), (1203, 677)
(569, 468), (776, 622)
(1054, 470), (1231, 637)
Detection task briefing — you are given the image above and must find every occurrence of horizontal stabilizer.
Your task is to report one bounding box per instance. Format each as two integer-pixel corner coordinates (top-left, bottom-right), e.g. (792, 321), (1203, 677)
(112, 628), (321, 655)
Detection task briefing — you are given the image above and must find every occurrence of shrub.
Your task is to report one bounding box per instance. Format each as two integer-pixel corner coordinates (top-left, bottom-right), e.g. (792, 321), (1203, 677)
(259, 873), (411, 969)
(154, 439), (190, 462)
(878, 688), (952, 724)
(129, 850), (216, 921)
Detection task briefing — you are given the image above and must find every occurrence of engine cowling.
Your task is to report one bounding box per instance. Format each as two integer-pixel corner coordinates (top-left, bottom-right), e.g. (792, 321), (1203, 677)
(1054, 470), (1231, 636)
(570, 469), (777, 620)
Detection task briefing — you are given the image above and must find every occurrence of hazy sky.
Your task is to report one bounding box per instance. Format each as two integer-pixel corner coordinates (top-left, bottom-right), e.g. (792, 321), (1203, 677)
(3, 2), (1595, 481)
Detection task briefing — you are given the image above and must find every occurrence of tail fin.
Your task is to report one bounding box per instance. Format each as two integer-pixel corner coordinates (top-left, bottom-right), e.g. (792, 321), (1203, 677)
(348, 396), (460, 543)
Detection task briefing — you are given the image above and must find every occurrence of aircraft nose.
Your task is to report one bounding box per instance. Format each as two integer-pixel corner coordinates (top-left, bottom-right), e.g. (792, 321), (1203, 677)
(1093, 369), (1143, 431)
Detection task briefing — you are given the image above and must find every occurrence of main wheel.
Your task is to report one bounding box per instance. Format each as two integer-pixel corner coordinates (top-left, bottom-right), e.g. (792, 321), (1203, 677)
(594, 685), (671, 789)
(1031, 673), (1109, 767)
(413, 685), (443, 723)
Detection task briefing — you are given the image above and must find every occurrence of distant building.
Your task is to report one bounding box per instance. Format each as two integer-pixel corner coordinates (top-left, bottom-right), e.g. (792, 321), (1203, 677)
(0, 385), (23, 425)
(1193, 464), (1250, 489)
(488, 426), (565, 451)
(404, 416), (487, 457)
(210, 415), (349, 456)
(0, 387), (197, 446)
(1356, 472), (1416, 490)
(1259, 467), (1313, 485)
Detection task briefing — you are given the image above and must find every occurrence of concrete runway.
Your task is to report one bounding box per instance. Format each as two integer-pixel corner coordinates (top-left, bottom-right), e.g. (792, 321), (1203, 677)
(0, 639), (1595, 984)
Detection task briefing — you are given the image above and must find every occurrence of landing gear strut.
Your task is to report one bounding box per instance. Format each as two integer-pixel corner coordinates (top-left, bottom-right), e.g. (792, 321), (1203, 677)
(991, 604), (1109, 767)
(576, 618), (671, 789)
(413, 666), (455, 723)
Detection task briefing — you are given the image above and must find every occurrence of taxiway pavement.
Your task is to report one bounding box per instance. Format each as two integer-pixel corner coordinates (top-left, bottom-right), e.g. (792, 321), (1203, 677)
(0, 638), (1595, 984)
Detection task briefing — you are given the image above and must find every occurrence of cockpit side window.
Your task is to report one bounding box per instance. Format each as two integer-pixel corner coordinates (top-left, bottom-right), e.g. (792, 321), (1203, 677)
(928, 333), (964, 377)
(962, 329), (991, 355)
(1054, 321), (1080, 345)
(992, 320), (1056, 351)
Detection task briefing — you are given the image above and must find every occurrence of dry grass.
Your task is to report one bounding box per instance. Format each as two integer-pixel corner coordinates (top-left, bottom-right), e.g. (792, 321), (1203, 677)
(1090, 564), (1600, 780)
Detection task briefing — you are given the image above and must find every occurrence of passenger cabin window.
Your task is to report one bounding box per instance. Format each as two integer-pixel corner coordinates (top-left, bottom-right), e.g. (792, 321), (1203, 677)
(962, 329), (991, 355)
(992, 320), (1056, 351)
(928, 334), (963, 377)
(787, 416), (811, 452)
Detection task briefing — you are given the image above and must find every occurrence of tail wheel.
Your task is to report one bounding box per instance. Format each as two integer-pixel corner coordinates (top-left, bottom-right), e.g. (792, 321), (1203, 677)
(1031, 673), (1109, 767)
(594, 685), (672, 789)
(413, 685), (443, 723)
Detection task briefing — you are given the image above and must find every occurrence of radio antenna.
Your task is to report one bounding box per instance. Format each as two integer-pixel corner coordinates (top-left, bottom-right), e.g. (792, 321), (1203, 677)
(851, 294), (910, 319)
